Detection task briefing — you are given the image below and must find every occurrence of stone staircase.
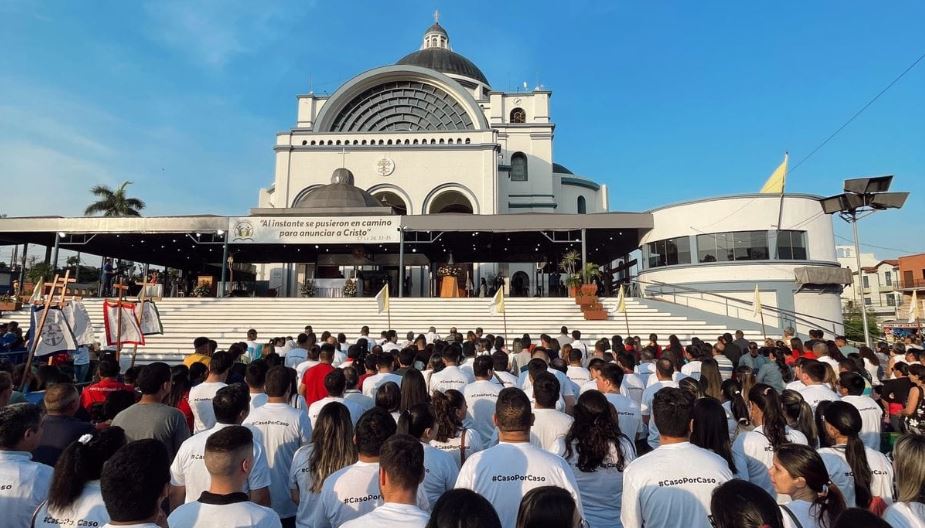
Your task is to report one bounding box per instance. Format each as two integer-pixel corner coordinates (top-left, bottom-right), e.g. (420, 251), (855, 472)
(1, 297), (769, 365)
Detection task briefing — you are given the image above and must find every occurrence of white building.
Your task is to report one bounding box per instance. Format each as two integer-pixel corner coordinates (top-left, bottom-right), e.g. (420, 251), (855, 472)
(836, 245), (899, 321)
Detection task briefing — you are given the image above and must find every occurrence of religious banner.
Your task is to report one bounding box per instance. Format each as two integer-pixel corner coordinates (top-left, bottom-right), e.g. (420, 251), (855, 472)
(134, 300), (164, 335)
(227, 216), (400, 245)
(103, 300), (145, 346)
(27, 305), (78, 357)
(62, 300), (95, 346)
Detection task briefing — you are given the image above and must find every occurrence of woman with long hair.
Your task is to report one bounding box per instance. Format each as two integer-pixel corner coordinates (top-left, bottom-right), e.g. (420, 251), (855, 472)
(721, 379), (751, 439)
(732, 384), (809, 496)
(857, 346), (881, 386)
(709, 479), (785, 528)
(818, 401), (894, 509)
(883, 433), (925, 527)
(375, 381), (402, 423)
(515, 486), (581, 528)
(34, 427), (127, 528)
(771, 444), (847, 528)
(699, 358), (724, 401)
(563, 390), (635, 528)
(757, 347), (792, 392)
(691, 398), (736, 474)
(735, 365), (757, 398)
(901, 364), (925, 434)
(781, 389), (819, 447)
(166, 366), (194, 432)
(397, 403), (459, 507)
(431, 389), (483, 467)
(289, 402), (357, 527)
(399, 369), (430, 412)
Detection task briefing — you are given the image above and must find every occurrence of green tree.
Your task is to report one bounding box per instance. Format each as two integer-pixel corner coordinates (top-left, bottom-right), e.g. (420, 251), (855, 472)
(84, 181), (146, 217)
(842, 306), (882, 343)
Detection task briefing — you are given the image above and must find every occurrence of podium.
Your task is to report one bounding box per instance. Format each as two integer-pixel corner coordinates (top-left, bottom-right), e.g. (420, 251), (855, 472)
(439, 276), (460, 298)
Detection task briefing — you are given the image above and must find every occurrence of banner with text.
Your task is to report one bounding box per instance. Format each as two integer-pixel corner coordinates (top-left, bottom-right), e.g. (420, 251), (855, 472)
(227, 216), (401, 244)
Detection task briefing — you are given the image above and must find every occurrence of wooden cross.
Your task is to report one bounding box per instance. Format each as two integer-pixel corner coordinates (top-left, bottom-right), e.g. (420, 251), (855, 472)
(111, 278), (130, 358)
(129, 275), (149, 369)
(20, 271), (70, 392)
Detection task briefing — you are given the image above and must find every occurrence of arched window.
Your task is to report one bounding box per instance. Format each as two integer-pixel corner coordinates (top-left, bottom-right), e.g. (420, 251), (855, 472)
(577, 196), (587, 214)
(510, 152), (528, 182)
(510, 107), (526, 124)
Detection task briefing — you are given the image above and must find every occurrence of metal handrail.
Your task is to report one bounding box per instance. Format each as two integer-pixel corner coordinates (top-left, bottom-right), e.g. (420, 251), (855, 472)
(635, 278), (843, 334)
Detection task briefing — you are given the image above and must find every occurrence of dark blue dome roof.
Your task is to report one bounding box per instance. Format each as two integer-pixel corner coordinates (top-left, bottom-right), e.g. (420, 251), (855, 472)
(397, 48), (490, 86)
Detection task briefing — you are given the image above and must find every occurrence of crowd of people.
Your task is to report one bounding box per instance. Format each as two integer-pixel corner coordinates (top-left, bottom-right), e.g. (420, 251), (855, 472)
(0, 323), (924, 528)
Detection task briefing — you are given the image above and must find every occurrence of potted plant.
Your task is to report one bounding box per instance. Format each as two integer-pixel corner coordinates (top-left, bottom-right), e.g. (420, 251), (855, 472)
(191, 284), (212, 297)
(580, 262), (600, 297)
(0, 294), (20, 312)
(342, 279), (358, 297)
(299, 281), (316, 298)
(559, 250), (581, 297)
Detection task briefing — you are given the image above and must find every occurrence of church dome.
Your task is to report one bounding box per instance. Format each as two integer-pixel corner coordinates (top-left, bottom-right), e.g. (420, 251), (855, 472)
(293, 168), (383, 209)
(397, 17), (489, 87)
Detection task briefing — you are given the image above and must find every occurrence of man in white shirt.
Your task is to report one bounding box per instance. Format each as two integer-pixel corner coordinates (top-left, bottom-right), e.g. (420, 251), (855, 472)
(168, 426), (281, 528)
(797, 361), (841, 410)
(565, 347), (592, 387)
(814, 342), (841, 372)
(425, 327), (440, 344)
(340, 434), (430, 528)
(100, 438), (171, 528)
(634, 349), (657, 385)
(712, 343), (734, 380)
(0, 403), (53, 528)
(455, 387), (584, 528)
(246, 361), (269, 413)
(459, 342), (478, 380)
(491, 351), (519, 388)
(169, 385), (272, 510)
(622, 387), (734, 528)
(529, 373), (573, 455)
(430, 345), (473, 393)
(597, 364), (644, 442)
(308, 369), (364, 426)
(313, 408), (398, 528)
(680, 347), (703, 379)
(463, 356), (502, 442)
(838, 371), (882, 450)
(284, 333), (310, 369)
(343, 366), (376, 412)
(518, 349), (577, 411)
(510, 336), (533, 375)
(558, 326), (571, 349)
(382, 330), (402, 353)
(357, 326), (372, 349)
(570, 330), (588, 359)
(616, 355), (646, 406)
(362, 353), (403, 398)
(640, 359), (679, 426)
(244, 366), (312, 525)
(245, 329), (263, 362)
(189, 351), (232, 433)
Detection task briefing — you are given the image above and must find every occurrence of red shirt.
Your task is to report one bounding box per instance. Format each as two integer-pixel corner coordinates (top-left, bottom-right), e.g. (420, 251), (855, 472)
(301, 363), (335, 405)
(80, 378), (132, 411)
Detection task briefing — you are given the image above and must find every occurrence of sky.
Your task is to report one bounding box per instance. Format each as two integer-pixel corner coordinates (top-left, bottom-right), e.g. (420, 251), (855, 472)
(0, 0), (923, 263)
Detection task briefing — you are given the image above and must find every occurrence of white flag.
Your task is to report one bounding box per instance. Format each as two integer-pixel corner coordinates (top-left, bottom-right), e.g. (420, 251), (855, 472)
(909, 290), (919, 324)
(63, 300), (95, 346)
(753, 285), (763, 319)
(103, 300), (145, 346)
(375, 285), (390, 314)
(29, 278), (44, 303)
(615, 285), (627, 313)
(29, 306), (78, 357)
(491, 288), (505, 315)
(134, 300), (164, 335)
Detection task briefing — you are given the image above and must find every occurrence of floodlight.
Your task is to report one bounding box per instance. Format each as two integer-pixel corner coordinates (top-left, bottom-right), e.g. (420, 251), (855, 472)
(869, 192), (909, 210)
(843, 175), (893, 194)
(819, 193), (863, 214)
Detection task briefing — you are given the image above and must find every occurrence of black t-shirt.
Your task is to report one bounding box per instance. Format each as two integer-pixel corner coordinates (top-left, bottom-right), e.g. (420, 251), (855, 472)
(32, 414), (95, 467)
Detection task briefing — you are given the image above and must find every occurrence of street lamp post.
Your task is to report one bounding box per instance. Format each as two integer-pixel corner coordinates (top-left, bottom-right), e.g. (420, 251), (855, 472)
(820, 175), (909, 347)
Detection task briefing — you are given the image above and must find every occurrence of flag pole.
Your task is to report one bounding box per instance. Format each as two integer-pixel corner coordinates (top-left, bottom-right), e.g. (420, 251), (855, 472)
(759, 311), (767, 341)
(502, 307), (508, 338)
(20, 272), (68, 392)
(624, 310), (630, 337)
(774, 152), (789, 245)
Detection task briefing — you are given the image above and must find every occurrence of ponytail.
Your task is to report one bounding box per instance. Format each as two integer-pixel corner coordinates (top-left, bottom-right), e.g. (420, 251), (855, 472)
(814, 476), (848, 528)
(48, 427), (126, 510)
(397, 403), (436, 440)
(748, 383), (787, 448)
(431, 390), (463, 442)
(721, 379), (749, 427)
(823, 401), (873, 508)
(777, 444), (847, 528)
(781, 389), (818, 447)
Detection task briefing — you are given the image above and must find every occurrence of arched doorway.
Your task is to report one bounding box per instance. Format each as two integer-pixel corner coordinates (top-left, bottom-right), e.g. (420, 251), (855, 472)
(374, 191), (408, 215)
(511, 271), (530, 297)
(428, 190), (474, 214)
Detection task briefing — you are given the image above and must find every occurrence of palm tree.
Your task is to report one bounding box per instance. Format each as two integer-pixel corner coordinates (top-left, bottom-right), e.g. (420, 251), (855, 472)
(84, 181), (146, 217)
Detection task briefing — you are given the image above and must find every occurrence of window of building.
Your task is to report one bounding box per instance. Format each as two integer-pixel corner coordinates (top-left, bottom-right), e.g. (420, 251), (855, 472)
(885, 271), (892, 286)
(645, 236), (692, 268)
(776, 230), (807, 260)
(864, 297), (872, 306)
(887, 295), (896, 306)
(697, 231), (769, 263)
(577, 196), (587, 214)
(510, 107), (526, 123)
(510, 152), (528, 181)
(862, 275), (870, 289)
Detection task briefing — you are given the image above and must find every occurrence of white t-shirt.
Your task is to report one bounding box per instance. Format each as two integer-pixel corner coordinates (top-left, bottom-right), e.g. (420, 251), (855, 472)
(779, 500), (820, 528)
(568, 437), (636, 528)
(245, 340), (263, 361)
(840, 395), (883, 450)
(420, 442), (459, 508)
(429, 365), (472, 394)
(0, 451), (55, 528)
(463, 380), (501, 442)
(34, 480), (108, 528)
(818, 355), (840, 372)
(566, 365), (591, 387)
(619, 373), (646, 406)
(797, 384), (840, 411)
(882, 502), (925, 528)
(604, 392), (644, 441)
(307, 396), (364, 427)
(645, 371), (685, 387)
(382, 341), (401, 353)
(681, 360), (702, 379)
(170, 423), (273, 503)
(340, 503), (430, 528)
(455, 441), (584, 528)
(295, 360), (319, 384)
(459, 358), (476, 380)
(530, 408), (574, 456)
(635, 362), (656, 383)
(362, 372), (402, 398)
(430, 428), (484, 467)
(818, 444), (894, 508)
(288, 444), (320, 528)
(518, 368), (576, 399)
(785, 380), (806, 391)
(344, 390), (375, 413)
(167, 494), (282, 528)
(494, 370), (518, 389)
(640, 379), (679, 416)
(621, 442), (734, 528)
(243, 402), (312, 519)
(731, 425), (808, 497)
(285, 348), (308, 369)
(189, 380), (228, 433)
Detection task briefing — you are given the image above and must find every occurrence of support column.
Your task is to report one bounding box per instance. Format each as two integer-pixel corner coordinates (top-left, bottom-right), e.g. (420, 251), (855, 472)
(398, 229), (405, 298)
(51, 234), (60, 273)
(219, 236), (229, 297)
(17, 243), (28, 293)
(580, 228), (588, 270)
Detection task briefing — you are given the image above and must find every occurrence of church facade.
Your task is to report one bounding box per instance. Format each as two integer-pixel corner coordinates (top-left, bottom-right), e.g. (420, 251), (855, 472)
(258, 18), (608, 219)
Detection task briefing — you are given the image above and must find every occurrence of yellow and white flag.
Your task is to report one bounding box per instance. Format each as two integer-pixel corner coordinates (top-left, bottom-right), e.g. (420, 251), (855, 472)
(615, 284), (627, 313)
(29, 278), (44, 303)
(753, 285), (763, 318)
(909, 289), (920, 323)
(375, 284), (390, 314)
(491, 288), (505, 315)
(760, 153), (788, 193)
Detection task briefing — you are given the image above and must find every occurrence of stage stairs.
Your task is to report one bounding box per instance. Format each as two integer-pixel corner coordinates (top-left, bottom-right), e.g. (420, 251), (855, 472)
(2, 297), (771, 365)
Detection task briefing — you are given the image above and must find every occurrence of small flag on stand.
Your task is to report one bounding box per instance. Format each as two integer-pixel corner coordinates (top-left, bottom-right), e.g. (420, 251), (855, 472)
(63, 300), (95, 345)
(134, 300), (164, 335)
(29, 278), (45, 303)
(375, 284), (390, 314)
(27, 305), (78, 357)
(760, 153), (788, 193)
(909, 290), (920, 324)
(491, 288), (505, 315)
(103, 300), (145, 346)
(615, 285), (627, 313)
(752, 285), (763, 318)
